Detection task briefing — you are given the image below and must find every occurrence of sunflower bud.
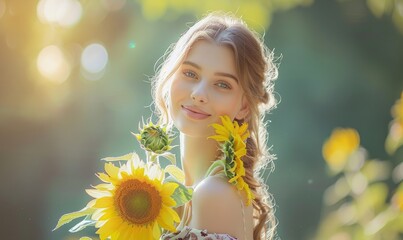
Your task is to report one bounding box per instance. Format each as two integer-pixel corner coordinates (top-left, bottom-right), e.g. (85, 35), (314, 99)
(133, 121), (173, 154)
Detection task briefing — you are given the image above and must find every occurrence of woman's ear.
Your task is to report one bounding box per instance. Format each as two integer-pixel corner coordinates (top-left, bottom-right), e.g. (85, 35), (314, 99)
(235, 97), (249, 121)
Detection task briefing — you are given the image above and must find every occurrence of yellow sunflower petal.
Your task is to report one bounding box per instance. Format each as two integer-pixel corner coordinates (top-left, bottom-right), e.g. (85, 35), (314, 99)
(153, 222), (162, 239)
(138, 225), (153, 240)
(162, 196), (176, 207)
(243, 183), (254, 206)
(221, 115), (234, 130)
(235, 158), (245, 177)
(128, 225), (141, 240)
(95, 219), (106, 228)
(157, 216), (177, 232)
(93, 197), (113, 209)
(161, 182), (178, 197)
(239, 123), (248, 135)
(98, 208), (116, 221)
(94, 183), (114, 191)
(86, 189), (112, 198)
(229, 175), (239, 183)
(235, 177), (246, 191)
(241, 131), (250, 141)
(115, 222), (132, 240)
(165, 205), (180, 223)
(235, 147), (247, 158)
(210, 123), (230, 136)
(120, 171), (131, 179)
(96, 216), (123, 240)
(86, 199), (96, 208)
(214, 127), (231, 138)
(104, 162), (120, 179)
(233, 121), (240, 132)
(97, 172), (111, 183)
(208, 135), (229, 142)
(92, 208), (106, 221)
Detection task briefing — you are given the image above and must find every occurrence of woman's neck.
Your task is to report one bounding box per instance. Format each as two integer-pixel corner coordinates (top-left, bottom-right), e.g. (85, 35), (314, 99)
(180, 133), (220, 188)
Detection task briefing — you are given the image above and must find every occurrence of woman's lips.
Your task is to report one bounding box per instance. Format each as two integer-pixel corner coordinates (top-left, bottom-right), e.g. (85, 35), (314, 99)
(182, 105), (211, 120)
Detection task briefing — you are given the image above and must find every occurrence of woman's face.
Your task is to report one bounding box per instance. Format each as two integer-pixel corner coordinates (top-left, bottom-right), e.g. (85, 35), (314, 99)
(168, 40), (248, 137)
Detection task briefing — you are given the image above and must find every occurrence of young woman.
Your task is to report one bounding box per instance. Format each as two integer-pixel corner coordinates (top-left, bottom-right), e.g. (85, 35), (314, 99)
(152, 13), (278, 240)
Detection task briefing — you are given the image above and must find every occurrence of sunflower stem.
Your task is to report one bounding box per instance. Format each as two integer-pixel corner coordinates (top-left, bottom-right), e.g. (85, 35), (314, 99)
(146, 151), (150, 164)
(150, 153), (158, 163)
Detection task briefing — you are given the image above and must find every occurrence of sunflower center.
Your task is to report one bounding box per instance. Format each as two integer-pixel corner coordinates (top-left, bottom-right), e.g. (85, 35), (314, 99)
(114, 179), (162, 225)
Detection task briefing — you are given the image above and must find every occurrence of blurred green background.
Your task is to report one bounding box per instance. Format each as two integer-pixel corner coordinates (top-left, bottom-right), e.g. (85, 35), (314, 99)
(0, 0), (402, 239)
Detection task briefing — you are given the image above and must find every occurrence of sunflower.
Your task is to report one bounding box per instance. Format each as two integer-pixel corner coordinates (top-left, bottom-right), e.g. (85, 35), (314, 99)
(86, 155), (180, 240)
(322, 128), (360, 172)
(208, 115), (254, 206)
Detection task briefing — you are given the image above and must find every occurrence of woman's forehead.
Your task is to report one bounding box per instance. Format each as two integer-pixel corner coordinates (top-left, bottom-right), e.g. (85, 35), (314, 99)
(184, 40), (238, 77)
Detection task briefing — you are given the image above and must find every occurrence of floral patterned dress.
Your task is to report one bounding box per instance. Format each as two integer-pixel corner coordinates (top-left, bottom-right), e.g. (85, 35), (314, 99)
(161, 226), (237, 240)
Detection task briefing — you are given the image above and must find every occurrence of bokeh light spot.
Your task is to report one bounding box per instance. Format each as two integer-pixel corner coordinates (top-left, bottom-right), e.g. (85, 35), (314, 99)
(128, 41), (136, 49)
(37, 45), (71, 83)
(81, 43), (109, 78)
(37, 0), (82, 27)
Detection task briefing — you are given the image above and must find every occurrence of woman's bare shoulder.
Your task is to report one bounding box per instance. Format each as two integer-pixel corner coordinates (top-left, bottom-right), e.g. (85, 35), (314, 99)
(193, 175), (239, 200)
(189, 175), (253, 240)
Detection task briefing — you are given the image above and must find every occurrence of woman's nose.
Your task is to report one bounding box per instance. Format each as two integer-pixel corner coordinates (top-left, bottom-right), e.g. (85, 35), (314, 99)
(191, 81), (208, 103)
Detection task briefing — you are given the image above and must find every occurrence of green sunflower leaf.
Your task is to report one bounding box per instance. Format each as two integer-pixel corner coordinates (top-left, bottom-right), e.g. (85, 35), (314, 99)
(164, 180), (193, 207)
(69, 215), (96, 233)
(53, 206), (95, 231)
(205, 160), (225, 177)
(101, 152), (135, 162)
(160, 152), (176, 165)
(165, 164), (184, 184)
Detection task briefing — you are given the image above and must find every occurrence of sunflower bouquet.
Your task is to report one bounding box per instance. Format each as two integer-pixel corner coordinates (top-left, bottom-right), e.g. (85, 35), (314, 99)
(54, 120), (193, 240)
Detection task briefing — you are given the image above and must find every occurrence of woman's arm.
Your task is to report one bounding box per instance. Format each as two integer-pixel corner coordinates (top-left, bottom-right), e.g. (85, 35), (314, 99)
(189, 175), (254, 240)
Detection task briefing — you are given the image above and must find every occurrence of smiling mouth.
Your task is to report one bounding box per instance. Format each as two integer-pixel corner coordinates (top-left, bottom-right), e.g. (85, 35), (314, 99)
(181, 105), (211, 119)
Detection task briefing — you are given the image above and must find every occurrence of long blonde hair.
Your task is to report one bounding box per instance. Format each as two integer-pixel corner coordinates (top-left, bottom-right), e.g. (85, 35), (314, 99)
(152, 13), (278, 240)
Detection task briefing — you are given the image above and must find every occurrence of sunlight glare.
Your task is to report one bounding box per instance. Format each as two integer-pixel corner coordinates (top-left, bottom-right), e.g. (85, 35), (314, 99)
(37, 45), (71, 83)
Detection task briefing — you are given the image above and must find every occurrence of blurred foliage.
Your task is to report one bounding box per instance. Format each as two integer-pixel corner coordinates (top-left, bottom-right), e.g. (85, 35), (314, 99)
(134, 0), (403, 34)
(315, 92), (403, 240)
(135, 0), (314, 30)
(365, 0), (403, 34)
(386, 93), (403, 155)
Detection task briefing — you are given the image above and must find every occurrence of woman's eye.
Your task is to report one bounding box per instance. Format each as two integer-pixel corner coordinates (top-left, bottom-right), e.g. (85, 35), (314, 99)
(183, 71), (197, 79)
(216, 81), (231, 89)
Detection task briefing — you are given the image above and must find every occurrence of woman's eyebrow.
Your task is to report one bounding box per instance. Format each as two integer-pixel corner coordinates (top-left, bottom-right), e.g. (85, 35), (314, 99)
(183, 60), (239, 83)
(183, 61), (201, 69)
(215, 72), (239, 83)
